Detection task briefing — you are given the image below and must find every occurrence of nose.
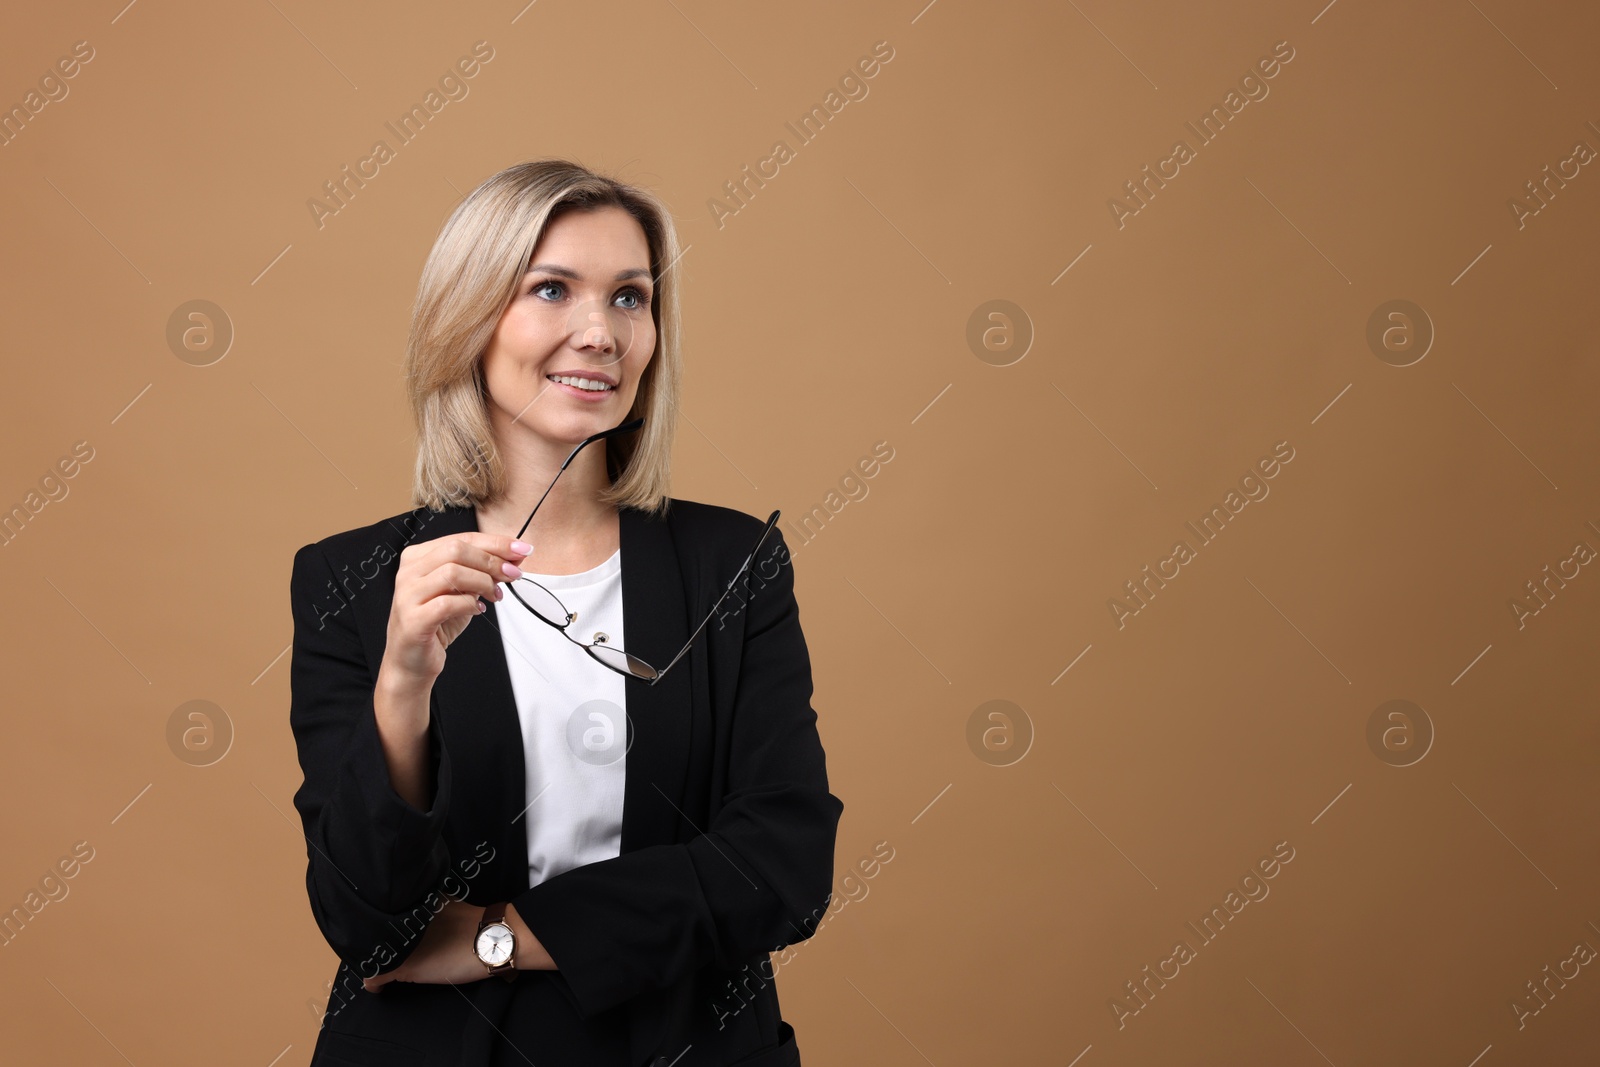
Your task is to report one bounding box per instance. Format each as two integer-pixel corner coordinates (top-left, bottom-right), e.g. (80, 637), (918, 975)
(568, 298), (629, 366)
(577, 306), (610, 349)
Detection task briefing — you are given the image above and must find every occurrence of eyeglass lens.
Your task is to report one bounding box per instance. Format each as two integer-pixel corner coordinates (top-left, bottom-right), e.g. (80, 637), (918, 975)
(510, 578), (570, 627)
(511, 576), (659, 680)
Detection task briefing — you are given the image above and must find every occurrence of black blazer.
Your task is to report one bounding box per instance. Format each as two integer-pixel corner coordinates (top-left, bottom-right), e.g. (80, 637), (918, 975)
(287, 498), (843, 1067)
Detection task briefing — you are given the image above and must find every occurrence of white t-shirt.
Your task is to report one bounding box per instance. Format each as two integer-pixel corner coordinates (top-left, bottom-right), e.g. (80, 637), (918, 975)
(494, 546), (627, 889)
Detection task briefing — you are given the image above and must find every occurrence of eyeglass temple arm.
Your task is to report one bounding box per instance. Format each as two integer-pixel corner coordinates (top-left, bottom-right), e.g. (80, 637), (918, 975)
(515, 416), (645, 542)
(653, 510), (782, 682)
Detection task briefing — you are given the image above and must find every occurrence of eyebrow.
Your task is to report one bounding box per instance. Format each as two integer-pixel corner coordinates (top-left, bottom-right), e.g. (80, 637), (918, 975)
(526, 263), (653, 283)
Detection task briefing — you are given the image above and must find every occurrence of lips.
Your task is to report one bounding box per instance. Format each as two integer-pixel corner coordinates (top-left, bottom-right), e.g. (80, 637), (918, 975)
(545, 372), (617, 401)
(547, 370), (617, 386)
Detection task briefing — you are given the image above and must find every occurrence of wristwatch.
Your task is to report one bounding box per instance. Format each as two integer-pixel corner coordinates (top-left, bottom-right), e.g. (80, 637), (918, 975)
(474, 902), (517, 982)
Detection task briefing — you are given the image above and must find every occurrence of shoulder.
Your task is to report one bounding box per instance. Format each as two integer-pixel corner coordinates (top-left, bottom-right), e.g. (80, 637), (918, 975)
(655, 497), (793, 597)
(657, 496), (770, 542)
(293, 497), (782, 574)
(293, 505), (466, 573)
(655, 496), (787, 564)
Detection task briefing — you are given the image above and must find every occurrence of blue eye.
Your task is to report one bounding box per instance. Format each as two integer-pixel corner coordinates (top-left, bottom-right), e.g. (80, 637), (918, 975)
(527, 279), (649, 309)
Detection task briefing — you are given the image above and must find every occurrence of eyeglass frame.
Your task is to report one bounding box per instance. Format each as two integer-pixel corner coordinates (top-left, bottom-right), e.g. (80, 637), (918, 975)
(501, 415), (782, 685)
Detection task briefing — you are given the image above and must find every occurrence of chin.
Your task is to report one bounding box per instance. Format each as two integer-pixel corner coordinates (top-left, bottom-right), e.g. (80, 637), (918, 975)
(540, 410), (619, 440)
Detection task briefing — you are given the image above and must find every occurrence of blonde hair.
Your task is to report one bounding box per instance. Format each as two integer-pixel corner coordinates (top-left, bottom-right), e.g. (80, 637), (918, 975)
(404, 158), (682, 515)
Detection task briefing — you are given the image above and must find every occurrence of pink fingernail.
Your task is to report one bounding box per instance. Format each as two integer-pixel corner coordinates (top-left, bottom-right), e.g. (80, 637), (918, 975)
(511, 540), (533, 555)
(502, 562), (522, 579)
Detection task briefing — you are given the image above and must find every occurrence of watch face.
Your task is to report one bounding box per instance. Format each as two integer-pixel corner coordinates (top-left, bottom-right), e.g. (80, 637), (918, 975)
(476, 923), (513, 965)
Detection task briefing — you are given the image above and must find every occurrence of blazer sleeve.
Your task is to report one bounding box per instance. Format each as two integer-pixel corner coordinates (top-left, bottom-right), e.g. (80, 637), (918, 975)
(288, 541), (456, 973)
(511, 527), (844, 1019)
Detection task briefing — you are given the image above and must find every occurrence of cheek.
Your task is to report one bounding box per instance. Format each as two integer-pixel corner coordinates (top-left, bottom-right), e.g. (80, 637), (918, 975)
(625, 324), (657, 376)
(505, 303), (562, 349)
(480, 332), (546, 408)
(625, 318), (657, 363)
(479, 345), (519, 397)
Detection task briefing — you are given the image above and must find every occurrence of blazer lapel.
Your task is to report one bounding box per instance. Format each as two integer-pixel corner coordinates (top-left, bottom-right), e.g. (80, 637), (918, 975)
(427, 501), (696, 900)
(616, 501), (694, 855)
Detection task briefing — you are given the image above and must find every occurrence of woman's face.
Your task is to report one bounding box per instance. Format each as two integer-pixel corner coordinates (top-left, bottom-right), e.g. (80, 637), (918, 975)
(481, 204), (656, 449)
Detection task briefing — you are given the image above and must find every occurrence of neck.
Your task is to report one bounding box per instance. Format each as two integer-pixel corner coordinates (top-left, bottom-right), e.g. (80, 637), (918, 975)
(477, 436), (617, 545)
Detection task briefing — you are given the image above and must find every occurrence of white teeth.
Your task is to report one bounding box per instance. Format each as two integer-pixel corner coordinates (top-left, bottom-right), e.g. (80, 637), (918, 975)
(548, 374), (614, 392)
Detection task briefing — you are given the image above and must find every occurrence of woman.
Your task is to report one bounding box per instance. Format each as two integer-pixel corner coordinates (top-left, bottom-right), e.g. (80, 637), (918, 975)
(288, 159), (842, 1066)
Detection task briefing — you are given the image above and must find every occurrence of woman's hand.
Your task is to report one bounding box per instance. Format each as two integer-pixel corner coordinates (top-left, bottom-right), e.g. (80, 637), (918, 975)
(378, 532), (533, 696)
(362, 900), (555, 992)
(373, 532), (531, 810)
(362, 899), (490, 991)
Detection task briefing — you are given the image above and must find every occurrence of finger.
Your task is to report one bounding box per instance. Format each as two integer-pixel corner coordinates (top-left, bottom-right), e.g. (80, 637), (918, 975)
(411, 533), (533, 574)
(417, 592), (490, 631)
(417, 543), (530, 591)
(417, 562), (503, 603)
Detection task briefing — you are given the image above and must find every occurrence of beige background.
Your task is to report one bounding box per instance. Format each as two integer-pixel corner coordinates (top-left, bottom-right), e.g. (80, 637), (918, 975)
(2, 0), (1598, 1063)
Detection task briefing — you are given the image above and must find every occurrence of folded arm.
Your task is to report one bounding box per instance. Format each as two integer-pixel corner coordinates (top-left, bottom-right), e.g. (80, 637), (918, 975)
(511, 529), (844, 1018)
(288, 542), (455, 974)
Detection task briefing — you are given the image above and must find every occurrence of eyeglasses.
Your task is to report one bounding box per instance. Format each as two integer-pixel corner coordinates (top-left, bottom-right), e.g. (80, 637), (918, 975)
(503, 416), (782, 685)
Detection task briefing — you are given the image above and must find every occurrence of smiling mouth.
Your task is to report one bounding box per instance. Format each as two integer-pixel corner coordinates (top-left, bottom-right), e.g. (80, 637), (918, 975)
(547, 373), (616, 392)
